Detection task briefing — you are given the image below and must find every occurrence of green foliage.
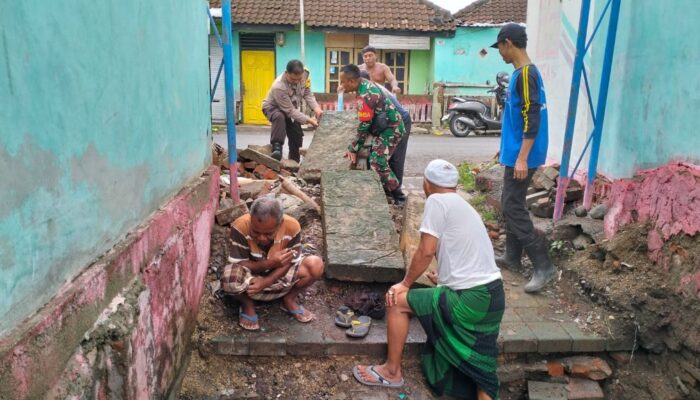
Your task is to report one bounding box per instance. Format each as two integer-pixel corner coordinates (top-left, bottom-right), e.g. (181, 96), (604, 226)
(458, 162), (477, 192)
(468, 193), (498, 223)
(549, 239), (573, 258)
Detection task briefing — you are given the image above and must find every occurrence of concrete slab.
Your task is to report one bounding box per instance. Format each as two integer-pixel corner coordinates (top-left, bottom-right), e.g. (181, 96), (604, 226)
(299, 111), (356, 183)
(321, 171), (405, 282)
(528, 381), (568, 400)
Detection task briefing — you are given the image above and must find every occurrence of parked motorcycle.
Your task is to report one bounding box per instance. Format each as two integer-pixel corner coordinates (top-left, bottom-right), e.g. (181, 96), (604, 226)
(442, 72), (510, 137)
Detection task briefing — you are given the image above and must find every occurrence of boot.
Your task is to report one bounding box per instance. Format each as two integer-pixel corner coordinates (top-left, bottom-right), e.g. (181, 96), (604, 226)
(271, 142), (283, 161)
(495, 233), (523, 271)
(390, 188), (407, 207)
(288, 146), (301, 163)
(523, 236), (556, 293)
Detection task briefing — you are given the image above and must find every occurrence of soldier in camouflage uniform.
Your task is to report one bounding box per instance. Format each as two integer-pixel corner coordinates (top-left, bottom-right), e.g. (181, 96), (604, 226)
(339, 64), (406, 202)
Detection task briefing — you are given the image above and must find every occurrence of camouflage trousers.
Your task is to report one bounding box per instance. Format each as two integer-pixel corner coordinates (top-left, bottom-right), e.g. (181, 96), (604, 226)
(369, 125), (405, 193)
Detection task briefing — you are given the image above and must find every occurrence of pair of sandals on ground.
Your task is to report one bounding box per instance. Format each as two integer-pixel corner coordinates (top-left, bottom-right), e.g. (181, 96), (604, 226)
(238, 301), (314, 331)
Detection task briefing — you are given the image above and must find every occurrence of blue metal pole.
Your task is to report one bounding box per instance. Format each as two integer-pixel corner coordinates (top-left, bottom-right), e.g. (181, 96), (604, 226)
(583, 0), (621, 209)
(222, 0), (240, 202)
(553, 0), (592, 221)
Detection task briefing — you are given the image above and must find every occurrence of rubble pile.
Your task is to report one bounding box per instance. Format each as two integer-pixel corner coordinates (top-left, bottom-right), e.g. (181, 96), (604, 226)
(527, 165), (585, 218)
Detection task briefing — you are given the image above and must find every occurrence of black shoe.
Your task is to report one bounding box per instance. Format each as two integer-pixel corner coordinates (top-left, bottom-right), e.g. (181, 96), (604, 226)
(523, 236), (556, 293)
(271, 142), (283, 161)
(391, 188), (407, 206)
(495, 233), (523, 271)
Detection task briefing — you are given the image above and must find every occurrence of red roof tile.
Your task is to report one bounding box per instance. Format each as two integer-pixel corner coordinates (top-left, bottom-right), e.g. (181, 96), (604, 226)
(210, 0), (455, 33)
(454, 0), (527, 26)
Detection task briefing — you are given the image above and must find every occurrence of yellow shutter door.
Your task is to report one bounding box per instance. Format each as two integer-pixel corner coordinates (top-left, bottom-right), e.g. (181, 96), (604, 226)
(241, 50), (275, 125)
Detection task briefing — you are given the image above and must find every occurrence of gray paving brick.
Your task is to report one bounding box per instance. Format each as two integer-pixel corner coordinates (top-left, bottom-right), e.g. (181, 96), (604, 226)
(211, 336), (249, 356)
(514, 307), (547, 322)
(248, 335), (286, 356)
(501, 323), (538, 353)
(286, 325), (325, 356)
(528, 381), (568, 400)
(501, 307), (523, 323)
(527, 322), (572, 353)
(560, 322), (606, 352)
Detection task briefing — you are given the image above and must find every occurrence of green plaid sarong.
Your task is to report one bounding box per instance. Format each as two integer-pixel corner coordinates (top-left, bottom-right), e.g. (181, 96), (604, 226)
(407, 279), (505, 399)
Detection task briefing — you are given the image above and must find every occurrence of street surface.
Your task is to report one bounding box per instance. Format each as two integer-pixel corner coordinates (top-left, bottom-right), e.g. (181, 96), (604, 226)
(213, 125), (499, 177)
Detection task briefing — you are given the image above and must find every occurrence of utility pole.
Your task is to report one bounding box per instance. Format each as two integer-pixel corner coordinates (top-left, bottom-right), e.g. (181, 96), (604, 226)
(299, 0), (305, 63)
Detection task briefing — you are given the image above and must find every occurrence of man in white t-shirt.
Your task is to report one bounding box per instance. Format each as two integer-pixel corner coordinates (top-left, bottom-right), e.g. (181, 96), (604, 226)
(353, 159), (505, 400)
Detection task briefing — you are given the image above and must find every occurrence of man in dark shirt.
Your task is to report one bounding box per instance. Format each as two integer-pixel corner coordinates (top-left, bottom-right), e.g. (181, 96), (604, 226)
(492, 23), (556, 293)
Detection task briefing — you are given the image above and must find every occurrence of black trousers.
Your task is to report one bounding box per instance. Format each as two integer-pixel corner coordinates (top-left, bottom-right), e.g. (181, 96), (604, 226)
(501, 167), (538, 246)
(388, 117), (411, 186)
(263, 105), (304, 162)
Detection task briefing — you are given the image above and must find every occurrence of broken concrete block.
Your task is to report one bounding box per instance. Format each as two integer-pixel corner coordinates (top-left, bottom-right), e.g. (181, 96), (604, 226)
(561, 356), (612, 381)
(475, 164), (504, 193)
(216, 200), (249, 226)
(248, 144), (273, 156)
(528, 381), (567, 400)
(573, 234), (594, 250)
(281, 159), (300, 172)
(400, 195), (437, 287)
(543, 165), (560, 181)
(589, 204), (607, 220)
(575, 205), (588, 217)
(532, 173), (556, 191)
(299, 111), (356, 183)
(566, 378), (604, 399)
(239, 148), (282, 172)
(322, 171), (405, 282)
(526, 191), (550, 207)
(238, 180), (271, 201)
(566, 186), (584, 203)
(530, 197), (554, 218)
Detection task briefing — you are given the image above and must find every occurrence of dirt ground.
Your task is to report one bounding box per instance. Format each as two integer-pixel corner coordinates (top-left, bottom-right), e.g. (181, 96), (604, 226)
(551, 223), (700, 399)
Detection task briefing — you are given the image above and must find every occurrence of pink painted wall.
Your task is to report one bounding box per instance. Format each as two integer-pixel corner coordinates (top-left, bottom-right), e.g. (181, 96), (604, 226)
(0, 167), (219, 399)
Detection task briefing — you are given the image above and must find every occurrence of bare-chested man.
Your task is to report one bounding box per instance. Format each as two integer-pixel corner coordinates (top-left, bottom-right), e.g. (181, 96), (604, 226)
(359, 46), (401, 94)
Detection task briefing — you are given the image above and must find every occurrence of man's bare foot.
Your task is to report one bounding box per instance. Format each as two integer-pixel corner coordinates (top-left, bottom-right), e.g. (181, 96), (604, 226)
(281, 296), (314, 322)
(353, 364), (404, 387)
(238, 305), (259, 331)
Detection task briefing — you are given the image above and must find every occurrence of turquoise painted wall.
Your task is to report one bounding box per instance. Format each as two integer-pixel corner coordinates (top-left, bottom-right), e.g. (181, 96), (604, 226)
(432, 27), (509, 94)
(592, 0), (700, 177)
(275, 30), (326, 93)
(0, 1), (211, 334)
(408, 50), (432, 95)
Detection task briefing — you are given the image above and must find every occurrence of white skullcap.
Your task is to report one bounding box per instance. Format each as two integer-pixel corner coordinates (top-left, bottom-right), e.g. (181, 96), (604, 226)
(424, 159), (459, 188)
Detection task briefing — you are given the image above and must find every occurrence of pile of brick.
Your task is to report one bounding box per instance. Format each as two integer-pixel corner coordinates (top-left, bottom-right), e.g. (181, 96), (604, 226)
(213, 144), (319, 228)
(524, 356), (613, 399)
(527, 165), (584, 218)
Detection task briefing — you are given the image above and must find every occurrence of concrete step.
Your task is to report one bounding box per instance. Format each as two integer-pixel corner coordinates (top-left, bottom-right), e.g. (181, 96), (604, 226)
(206, 270), (632, 358)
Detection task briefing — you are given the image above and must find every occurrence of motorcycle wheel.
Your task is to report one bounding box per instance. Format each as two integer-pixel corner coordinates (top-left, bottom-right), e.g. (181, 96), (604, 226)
(449, 115), (472, 137)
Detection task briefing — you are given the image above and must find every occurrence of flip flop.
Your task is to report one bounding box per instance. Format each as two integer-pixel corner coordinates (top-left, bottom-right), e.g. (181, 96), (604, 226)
(238, 306), (260, 331)
(280, 305), (314, 323)
(352, 365), (404, 388)
(335, 305), (355, 328)
(345, 316), (371, 338)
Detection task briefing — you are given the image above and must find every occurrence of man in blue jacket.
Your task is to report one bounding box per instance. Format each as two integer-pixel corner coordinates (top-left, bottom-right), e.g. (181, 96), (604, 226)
(492, 23), (556, 293)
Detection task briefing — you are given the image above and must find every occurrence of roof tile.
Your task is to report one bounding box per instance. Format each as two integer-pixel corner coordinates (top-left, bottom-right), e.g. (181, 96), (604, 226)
(454, 0), (527, 26)
(210, 0), (455, 32)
